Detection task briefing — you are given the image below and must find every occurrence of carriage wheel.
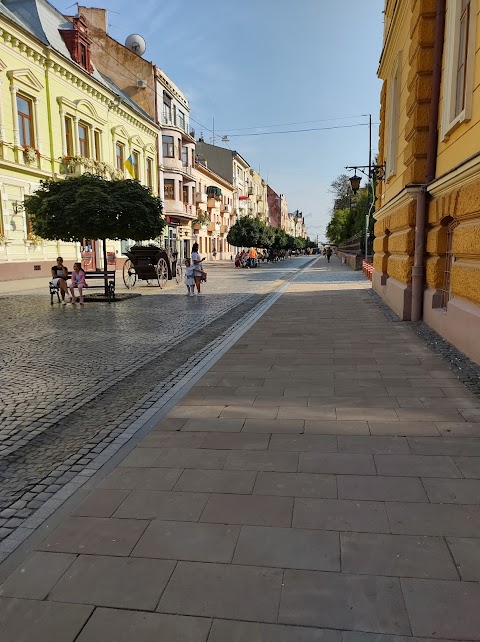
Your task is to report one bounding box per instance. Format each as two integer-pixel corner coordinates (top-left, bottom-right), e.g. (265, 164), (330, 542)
(175, 262), (183, 284)
(123, 259), (137, 289)
(156, 258), (168, 288)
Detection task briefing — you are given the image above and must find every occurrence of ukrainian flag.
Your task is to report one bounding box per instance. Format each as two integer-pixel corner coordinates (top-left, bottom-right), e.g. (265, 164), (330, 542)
(124, 155), (135, 178)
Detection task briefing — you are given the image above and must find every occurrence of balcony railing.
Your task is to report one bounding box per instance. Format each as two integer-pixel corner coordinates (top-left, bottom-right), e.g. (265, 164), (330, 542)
(195, 192), (208, 204)
(164, 199), (196, 219)
(161, 112), (195, 138)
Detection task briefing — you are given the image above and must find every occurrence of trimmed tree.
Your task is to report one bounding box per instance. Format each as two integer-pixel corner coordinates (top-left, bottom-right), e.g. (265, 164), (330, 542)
(227, 216), (272, 249)
(26, 173), (165, 295)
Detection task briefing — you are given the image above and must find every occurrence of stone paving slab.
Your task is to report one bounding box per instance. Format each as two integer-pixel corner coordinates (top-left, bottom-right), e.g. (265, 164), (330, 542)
(2, 257), (480, 639)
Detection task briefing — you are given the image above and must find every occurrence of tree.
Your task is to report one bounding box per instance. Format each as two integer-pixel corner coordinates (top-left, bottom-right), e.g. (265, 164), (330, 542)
(329, 174), (352, 211)
(227, 216), (272, 249)
(26, 173), (165, 294)
(272, 228), (288, 250)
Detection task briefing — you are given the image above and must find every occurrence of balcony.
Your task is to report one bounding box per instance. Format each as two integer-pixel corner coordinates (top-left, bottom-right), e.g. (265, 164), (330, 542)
(220, 225), (228, 234)
(221, 203), (232, 213)
(161, 112), (195, 139)
(196, 192), (208, 203)
(207, 222), (220, 233)
(207, 197), (221, 209)
(182, 163), (195, 180)
(163, 199), (196, 220)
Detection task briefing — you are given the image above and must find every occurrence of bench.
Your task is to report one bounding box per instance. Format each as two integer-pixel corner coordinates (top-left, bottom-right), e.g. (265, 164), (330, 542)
(50, 270), (116, 304)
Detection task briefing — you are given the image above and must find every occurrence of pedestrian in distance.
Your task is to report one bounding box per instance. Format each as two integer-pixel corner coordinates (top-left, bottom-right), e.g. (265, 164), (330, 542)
(249, 246), (257, 268)
(212, 248), (217, 260)
(184, 258), (195, 296)
(191, 242), (206, 296)
(69, 262), (87, 304)
(326, 247), (333, 263)
(50, 256), (70, 305)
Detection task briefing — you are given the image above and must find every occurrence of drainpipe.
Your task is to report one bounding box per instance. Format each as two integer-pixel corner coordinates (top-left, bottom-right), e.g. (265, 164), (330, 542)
(411, 0), (446, 322)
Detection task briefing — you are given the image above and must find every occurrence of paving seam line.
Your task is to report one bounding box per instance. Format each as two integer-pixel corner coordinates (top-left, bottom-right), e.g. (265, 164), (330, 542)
(0, 258), (315, 571)
(0, 262), (305, 458)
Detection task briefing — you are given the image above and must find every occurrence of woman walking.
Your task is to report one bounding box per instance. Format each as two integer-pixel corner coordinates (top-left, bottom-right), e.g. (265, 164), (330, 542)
(191, 242), (205, 296)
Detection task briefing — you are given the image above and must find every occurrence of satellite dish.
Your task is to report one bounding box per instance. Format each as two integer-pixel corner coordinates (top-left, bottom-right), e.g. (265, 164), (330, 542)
(125, 34), (146, 56)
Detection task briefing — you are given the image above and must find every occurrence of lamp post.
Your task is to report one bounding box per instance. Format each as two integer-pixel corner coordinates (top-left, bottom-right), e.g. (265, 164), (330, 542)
(345, 114), (386, 259)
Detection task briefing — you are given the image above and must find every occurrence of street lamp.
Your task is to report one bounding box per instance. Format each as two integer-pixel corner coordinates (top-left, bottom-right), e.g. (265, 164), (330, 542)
(345, 114), (386, 258)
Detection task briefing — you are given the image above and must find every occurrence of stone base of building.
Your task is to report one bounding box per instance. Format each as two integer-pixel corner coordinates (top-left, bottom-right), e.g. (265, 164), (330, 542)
(373, 270), (412, 320)
(423, 289), (480, 364)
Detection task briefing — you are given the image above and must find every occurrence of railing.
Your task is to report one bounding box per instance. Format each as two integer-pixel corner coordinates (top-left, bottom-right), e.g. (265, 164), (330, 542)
(338, 232), (363, 255)
(161, 112), (195, 138)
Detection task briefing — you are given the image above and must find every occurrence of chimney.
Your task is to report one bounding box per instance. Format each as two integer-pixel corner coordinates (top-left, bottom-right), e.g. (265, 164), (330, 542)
(77, 6), (107, 33)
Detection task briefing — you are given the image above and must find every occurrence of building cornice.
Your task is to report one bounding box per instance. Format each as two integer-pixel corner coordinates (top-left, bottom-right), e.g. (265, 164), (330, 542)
(374, 187), (416, 220)
(378, 0), (409, 78)
(0, 18), (158, 139)
(427, 151), (480, 198)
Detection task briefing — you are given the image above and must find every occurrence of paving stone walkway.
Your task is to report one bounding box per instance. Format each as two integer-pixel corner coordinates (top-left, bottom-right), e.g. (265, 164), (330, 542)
(1, 257), (480, 641)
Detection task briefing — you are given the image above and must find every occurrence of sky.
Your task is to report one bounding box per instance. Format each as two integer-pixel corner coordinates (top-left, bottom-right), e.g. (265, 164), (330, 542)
(57, 0), (384, 241)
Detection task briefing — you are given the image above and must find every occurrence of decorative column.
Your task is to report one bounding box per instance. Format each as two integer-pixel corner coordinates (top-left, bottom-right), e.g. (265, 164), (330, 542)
(10, 84), (19, 162)
(0, 77), (5, 145)
(74, 116), (80, 155)
(59, 109), (67, 157)
(32, 97), (42, 156)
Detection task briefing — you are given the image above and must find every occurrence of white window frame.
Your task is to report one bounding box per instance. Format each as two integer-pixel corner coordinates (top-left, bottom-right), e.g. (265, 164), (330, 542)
(441, 0), (477, 139)
(386, 52), (402, 179)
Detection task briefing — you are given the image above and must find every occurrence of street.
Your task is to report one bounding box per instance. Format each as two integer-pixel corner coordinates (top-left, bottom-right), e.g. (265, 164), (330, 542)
(1, 256), (480, 641)
(0, 257), (316, 544)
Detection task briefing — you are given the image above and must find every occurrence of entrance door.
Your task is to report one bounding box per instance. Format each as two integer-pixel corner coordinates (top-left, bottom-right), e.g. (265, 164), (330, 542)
(81, 239), (96, 270)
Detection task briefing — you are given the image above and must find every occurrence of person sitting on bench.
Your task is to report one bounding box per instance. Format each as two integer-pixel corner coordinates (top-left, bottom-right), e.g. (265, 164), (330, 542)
(69, 262), (87, 305)
(50, 257), (69, 305)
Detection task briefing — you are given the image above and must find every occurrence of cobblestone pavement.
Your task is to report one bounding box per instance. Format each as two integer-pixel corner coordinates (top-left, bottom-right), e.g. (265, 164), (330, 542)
(0, 258), (312, 545)
(2, 256), (480, 640)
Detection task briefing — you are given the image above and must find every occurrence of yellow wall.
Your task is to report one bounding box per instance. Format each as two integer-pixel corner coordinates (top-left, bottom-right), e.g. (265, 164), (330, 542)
(0, 14), (158, 268)
(436, 4), (480, 176)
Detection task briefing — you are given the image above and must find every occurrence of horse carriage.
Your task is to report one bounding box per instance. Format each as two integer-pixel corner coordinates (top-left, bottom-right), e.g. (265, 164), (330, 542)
(122, 244), (182, 289)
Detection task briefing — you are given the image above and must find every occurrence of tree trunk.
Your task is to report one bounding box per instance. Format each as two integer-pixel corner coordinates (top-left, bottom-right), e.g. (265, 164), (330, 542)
(102, 238), (109, 297)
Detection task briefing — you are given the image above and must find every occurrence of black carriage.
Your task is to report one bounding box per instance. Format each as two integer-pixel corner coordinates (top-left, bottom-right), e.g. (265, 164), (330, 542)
(122, 244), (182, 289)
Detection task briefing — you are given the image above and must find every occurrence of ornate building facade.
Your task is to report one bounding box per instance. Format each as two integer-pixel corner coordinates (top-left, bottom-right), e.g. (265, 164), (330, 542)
(374, 0), (480, 362)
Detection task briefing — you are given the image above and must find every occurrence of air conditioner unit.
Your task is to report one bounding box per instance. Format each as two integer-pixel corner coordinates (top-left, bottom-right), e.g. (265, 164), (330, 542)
(137, 79), (147, 89)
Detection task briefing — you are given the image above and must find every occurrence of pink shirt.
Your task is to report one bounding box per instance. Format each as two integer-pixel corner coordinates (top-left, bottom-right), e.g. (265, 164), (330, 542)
(71, 270), (86, 287)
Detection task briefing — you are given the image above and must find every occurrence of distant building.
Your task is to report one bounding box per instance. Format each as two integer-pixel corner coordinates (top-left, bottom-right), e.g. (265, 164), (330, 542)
(374, 0), (480, 362)
(79, 6), (196, 259)
(193, 161), (235, 260)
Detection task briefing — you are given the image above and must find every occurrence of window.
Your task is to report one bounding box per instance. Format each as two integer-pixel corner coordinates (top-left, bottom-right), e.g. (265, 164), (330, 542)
(164, 179), (174, 200)
(94, 131), (101, 161)
(182, 145), (188, 167)
(386, 52), (401, 178)
(163, 92), (172, 124)
(162, 135), (174, 158)
(455, 0), (470, 115)
(146, 158), (153, 189)
(442, 0), (476, 137)
(132, 150), (140, 179)
(17, 96), (34, 148)
(65, 117), (73, 156)
(178, 110), (185, 131)
(80, 44), (88, 70)
(116, 142), (124, 170)
(78, 123), (89, 157)
(182, 185), (188, 203)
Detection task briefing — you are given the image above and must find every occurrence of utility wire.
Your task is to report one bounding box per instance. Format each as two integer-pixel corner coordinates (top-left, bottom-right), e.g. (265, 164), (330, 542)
(220, 114), (369, 133)
(225, 123), (370, 138)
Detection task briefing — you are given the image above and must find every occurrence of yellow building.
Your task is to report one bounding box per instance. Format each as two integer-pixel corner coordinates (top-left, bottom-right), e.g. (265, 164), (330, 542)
(0, 1), (158, 279)
(374, 0), (480, 362)
(193, 161), (235, 260)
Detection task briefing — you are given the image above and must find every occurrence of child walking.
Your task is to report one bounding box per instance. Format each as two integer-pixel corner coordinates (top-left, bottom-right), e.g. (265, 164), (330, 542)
(70, 262), (87, 304)
(184, 258), (195, 296)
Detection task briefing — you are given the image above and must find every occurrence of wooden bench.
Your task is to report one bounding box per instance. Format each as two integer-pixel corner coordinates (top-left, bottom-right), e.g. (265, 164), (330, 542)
(50, 270), (116, 304)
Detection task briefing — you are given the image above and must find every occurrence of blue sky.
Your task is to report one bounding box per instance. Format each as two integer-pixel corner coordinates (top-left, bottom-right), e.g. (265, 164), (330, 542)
(58, 0), (384, 240)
